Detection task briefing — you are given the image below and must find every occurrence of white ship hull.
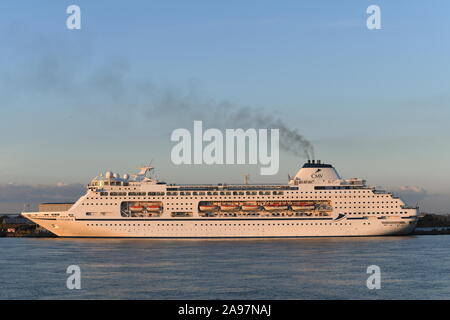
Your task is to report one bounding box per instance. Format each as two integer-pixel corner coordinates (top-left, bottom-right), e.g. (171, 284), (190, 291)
(23, 214), (417, 238)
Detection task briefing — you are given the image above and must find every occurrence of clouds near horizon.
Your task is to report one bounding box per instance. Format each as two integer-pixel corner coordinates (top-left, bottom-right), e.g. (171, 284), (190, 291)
(0, 183), (84, 213)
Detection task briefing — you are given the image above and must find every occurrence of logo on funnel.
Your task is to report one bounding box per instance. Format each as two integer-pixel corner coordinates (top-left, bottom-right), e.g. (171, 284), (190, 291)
(311, 168), (323, 179)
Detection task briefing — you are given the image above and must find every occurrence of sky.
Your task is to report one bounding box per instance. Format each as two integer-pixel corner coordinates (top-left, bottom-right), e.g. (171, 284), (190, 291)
(0, 1), (449, 213)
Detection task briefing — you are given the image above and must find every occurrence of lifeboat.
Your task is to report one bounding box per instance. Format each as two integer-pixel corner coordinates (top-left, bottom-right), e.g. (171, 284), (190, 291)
(130, 205), (144, 212)
(220, 204), (240, 211)
(241, 204), (260, 211)
(291, 202), (315, 211)
(264, 203), (288, 211)
(199, 205), (218, 212)
(146, 205), (161, 212)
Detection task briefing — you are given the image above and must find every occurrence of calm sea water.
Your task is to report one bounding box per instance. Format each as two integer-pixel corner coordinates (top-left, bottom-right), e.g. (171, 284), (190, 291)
(1, 235), (450, 300)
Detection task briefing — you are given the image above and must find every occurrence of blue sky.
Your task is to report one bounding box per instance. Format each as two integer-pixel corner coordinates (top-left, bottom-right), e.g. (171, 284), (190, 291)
(0, 1), (449, 212)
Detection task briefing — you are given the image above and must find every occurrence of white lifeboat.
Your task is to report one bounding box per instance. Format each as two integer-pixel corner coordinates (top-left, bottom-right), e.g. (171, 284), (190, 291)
(220, 204), (240, 211)
(291, 202), (315, 211)
(199, 205), (218, 212)
(264, 203), (288, 211)
(241, 204), (260, 211)
(146, 205), (161, 212)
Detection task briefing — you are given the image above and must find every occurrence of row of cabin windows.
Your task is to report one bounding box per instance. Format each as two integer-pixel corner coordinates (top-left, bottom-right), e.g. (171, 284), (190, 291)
(101, 190), (392, 196)
(91, 181), (129, 187)
(101, 191), (281, 197)
(101, 186), (384, 194)
(102, 188), (379, 195)
(93, 196), (396, 203)
(347, 212), (406, 215)
(86, 222), (358, 227)
(100, 188), (395, 199)
(98, 194), (395, 201)
(339, 200), (400, 204)
(338, 207), (401, 210)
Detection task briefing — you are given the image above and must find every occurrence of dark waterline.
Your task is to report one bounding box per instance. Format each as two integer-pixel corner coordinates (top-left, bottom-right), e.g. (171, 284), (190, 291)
(1, 236), (449, 299)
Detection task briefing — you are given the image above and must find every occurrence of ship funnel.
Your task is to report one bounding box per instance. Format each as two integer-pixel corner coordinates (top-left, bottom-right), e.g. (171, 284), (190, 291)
(293, 161), (341, 181)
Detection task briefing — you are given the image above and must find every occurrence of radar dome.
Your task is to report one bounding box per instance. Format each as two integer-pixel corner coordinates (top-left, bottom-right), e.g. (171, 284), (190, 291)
(123, 174), (130, 180)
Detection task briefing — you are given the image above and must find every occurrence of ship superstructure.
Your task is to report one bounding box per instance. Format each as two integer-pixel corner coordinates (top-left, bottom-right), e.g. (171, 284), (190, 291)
(22, 160), (419, 237)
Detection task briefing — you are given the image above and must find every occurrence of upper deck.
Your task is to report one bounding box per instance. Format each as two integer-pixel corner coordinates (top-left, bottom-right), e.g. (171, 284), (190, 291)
(87, 160), (367, 195)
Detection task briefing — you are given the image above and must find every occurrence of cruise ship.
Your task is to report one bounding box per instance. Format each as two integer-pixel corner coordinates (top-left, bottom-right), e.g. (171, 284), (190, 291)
(22, 160), (419, 238)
